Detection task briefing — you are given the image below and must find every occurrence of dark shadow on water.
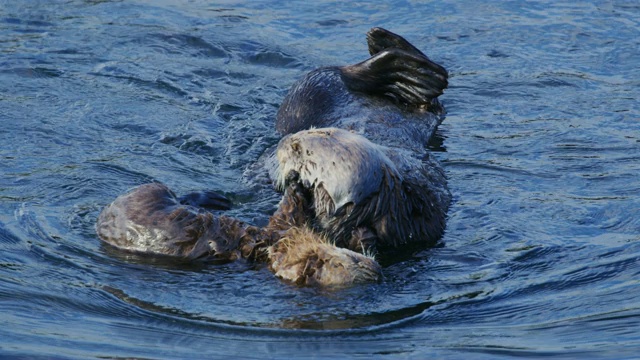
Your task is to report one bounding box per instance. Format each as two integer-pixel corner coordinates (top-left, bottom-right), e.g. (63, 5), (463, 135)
(102, 282), (445, 332)
(376, 241), (445, 268)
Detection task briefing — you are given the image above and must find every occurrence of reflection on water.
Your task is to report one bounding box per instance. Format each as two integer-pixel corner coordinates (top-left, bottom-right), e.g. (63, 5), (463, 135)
(1, 0), (639, 358)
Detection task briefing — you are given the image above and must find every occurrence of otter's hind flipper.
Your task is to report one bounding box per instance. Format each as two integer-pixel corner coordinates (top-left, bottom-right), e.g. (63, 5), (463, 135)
(366, 27), (447, 78)
(367, 27), (423, 57)
(340, 28), (448, 106)
(178, 191), (232, 210)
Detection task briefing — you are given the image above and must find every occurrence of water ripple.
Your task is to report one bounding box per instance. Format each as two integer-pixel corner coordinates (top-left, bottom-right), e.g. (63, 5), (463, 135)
(1, 0), (640, 358)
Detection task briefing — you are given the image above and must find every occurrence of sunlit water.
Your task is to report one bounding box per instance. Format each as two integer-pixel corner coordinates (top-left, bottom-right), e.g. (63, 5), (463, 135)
(1, 1), (639, 358)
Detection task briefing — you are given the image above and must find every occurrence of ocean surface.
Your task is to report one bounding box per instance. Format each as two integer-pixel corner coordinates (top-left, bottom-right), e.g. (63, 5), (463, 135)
(1, 0), (639, 358)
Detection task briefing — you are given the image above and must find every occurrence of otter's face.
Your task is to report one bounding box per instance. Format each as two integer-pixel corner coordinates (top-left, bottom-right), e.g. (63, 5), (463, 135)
(276, 128), (396, 214)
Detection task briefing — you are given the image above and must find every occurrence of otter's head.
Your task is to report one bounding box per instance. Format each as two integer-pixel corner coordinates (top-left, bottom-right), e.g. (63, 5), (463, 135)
(275, 128), (398, 217)
(268, 227), (382, 287)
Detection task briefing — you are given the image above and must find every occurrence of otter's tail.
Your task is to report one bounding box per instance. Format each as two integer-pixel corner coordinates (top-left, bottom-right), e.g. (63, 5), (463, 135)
(340, 27), (448, 106)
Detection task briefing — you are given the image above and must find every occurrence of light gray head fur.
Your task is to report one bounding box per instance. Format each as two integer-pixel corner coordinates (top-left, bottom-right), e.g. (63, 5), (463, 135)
(275, 128), (399, 212)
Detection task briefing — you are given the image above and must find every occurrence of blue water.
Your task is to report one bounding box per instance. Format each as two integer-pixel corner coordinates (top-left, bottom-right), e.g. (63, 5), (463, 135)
(1, 0), (639, 358)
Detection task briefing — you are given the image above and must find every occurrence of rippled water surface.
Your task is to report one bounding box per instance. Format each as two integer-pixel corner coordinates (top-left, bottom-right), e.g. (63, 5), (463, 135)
(1, 0), (639, 358)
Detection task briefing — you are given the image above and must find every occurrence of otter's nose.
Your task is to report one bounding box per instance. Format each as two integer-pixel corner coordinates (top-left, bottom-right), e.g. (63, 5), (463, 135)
(284, 170), (300, 186)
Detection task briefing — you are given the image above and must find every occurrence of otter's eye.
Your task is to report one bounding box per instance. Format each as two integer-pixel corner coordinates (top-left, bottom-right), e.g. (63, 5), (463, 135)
(291, 142), (301, 154)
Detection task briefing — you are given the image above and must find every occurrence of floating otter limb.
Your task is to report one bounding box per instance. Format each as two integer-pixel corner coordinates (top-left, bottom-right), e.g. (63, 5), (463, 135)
(363, 27), (448, 97)
(340, 48), (448, 106)
(95, 183), (266, 262)
(95, 182), (381, 286)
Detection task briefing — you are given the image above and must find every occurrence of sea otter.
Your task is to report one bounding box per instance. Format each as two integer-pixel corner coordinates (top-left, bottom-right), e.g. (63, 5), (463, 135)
(267, 27), (450, 256)
(96, 27), (448, 286)
(96, 182), (381, 287)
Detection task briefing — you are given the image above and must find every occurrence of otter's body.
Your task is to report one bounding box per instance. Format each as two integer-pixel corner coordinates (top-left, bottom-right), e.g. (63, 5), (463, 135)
(271, 28), (451, 254)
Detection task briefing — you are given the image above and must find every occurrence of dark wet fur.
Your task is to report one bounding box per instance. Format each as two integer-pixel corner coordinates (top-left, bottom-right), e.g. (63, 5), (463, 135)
(96, 183), (269, 262)
(343, 28), (448, 105)
(177, 190), (232, 210)
(276, 27), (448, 136)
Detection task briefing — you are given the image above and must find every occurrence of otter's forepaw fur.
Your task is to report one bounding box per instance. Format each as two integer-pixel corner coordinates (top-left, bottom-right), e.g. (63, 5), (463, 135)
(268, 227), (382, 288)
